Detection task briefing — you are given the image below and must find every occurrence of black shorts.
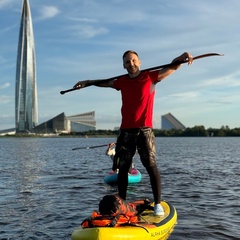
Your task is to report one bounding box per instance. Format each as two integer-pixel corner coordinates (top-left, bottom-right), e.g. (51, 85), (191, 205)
(113, 127), (156, 170)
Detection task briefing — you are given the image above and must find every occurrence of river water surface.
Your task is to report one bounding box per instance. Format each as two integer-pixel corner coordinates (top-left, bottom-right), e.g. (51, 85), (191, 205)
(0, 137), (239, 239)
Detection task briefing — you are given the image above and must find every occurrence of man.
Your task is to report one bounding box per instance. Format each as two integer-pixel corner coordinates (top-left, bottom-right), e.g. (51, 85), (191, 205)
(73, 50), (193, 215)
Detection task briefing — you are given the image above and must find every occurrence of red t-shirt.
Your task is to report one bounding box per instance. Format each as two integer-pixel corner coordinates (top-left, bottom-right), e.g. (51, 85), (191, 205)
(114, 71), (159, 129)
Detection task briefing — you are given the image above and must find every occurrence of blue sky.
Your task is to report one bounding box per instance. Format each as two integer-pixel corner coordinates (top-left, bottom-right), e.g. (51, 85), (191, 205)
(0, 0), (240, 130)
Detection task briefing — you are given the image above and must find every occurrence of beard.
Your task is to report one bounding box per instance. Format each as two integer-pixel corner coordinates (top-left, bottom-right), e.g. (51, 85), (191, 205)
(128, 66), (139, 75)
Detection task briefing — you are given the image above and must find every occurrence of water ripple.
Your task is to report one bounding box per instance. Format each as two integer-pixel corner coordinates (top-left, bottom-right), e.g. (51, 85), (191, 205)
(0, 137), (239, 239)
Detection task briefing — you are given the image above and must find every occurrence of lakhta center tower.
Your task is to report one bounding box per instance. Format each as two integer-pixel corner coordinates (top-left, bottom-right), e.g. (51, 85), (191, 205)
(15, 0), (38, 133)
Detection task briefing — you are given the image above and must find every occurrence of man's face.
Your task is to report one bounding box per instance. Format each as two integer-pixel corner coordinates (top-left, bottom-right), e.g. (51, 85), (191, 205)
(123, 53), (141, 76)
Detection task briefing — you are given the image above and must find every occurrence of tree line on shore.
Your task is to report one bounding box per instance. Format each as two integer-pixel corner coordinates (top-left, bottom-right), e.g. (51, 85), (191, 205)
(2, 125), (240, 137)
(61, 125), (240, 137)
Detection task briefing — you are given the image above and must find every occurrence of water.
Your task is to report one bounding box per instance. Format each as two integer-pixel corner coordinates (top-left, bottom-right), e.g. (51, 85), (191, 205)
(0, 137), (239, 240)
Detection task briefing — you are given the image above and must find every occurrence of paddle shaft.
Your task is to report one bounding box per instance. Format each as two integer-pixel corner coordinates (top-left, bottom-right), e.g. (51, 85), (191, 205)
(60, 53), (223, 95)
(72, 143), (114, 151)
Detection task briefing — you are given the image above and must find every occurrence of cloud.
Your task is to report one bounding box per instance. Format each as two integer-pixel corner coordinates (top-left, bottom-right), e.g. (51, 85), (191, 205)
(38, 5), (60, 20)
(67, 17), (98, 23)
(199, 73), (240, 88)
(0, 0), (14, 9)
(0, 82), (10, 90)
(70, 25), (109, 39)
(169, 91), (199, 99)
(0, 95), (12, 104)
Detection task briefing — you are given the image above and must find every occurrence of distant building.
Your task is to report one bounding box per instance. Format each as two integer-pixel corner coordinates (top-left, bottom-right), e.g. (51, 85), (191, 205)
(34, 111), (96, 133)
(15, 0), (38, 133)
(34, 113), (67, 133)
(0, 128), (16, 136)
(0, 1), (95, 136)
(161, 113), (186, 130)
(67, 111), (96, 132)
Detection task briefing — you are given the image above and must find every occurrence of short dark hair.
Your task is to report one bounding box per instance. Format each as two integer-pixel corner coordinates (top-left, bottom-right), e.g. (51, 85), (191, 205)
(122, 50), (139, 60)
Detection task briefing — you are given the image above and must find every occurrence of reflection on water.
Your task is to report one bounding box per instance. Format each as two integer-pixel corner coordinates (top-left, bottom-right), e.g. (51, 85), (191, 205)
(0, 137), (239, 239)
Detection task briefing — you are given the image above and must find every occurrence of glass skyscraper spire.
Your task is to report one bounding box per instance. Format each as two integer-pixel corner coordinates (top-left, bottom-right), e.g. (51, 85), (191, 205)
(15, 0), (38, 133)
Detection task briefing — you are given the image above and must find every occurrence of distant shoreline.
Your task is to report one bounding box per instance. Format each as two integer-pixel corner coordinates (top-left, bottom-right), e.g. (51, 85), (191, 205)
(1, 126), (240, 137)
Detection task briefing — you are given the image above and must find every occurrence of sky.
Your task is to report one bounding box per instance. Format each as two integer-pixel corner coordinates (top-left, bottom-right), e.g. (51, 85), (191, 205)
(0, 0), (240, 131)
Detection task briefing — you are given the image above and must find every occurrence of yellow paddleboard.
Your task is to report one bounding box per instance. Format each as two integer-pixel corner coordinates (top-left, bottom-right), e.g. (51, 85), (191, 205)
(71, 200), (177, 240)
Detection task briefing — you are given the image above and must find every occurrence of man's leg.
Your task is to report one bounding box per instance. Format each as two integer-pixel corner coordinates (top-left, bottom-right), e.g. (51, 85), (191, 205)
(115, 130), (136, 200)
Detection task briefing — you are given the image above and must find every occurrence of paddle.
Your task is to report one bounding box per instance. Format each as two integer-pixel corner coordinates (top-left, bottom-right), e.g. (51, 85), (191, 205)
(60, 53), (223, 95)
(72, 143), (114, 151)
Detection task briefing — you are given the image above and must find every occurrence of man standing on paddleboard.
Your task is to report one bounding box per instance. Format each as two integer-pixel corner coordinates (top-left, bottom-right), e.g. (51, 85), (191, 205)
(73, 50), (193, 216)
